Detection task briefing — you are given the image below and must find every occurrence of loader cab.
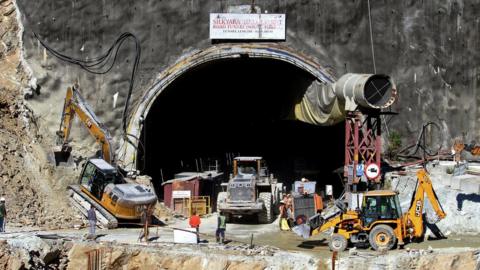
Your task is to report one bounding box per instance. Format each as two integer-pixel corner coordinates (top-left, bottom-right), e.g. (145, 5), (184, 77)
(79, 159), (122, 200)
(361, 190), (402, 227)
(233, 157), (269, 180)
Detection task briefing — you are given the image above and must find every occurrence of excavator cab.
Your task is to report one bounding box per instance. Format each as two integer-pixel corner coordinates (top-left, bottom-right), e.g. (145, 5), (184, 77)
(361, 191), (402, 227)
(80, 159), (121, 200)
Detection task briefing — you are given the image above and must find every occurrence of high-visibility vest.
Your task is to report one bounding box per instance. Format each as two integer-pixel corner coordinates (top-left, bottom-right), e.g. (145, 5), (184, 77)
(218, 215), (226, 229)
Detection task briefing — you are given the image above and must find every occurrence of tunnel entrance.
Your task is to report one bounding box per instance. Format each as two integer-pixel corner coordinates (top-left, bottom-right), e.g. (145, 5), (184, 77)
(137, 56), (345, 200)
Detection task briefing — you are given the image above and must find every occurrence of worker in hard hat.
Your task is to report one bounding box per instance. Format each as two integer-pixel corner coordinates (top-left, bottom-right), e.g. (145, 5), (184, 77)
(0, 197), (6, 232)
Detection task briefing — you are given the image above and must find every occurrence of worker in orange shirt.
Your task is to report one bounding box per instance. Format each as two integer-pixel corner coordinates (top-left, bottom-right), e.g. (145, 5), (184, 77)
(189, 210), (201, 243)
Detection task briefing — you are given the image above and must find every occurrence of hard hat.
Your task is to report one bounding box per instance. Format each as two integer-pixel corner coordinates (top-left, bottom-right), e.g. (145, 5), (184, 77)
(0, 197), (5, 201)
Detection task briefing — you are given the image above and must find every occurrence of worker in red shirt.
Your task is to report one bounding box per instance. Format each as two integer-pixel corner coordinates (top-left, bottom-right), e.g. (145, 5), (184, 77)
(189, 210), (201, 243)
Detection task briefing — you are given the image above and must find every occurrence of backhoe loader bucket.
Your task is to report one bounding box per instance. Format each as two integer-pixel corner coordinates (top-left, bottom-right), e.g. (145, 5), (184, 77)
(53, 144), (72, 166)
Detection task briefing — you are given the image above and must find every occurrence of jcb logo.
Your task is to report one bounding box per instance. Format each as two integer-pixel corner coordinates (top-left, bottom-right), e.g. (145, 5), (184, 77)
(415, 200), (422, 217)
(86, 119), (93, 128)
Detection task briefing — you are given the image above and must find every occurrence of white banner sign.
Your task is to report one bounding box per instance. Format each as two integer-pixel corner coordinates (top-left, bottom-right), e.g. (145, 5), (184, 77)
(210, 13), (286, 40)
(172, 190), (191, 198)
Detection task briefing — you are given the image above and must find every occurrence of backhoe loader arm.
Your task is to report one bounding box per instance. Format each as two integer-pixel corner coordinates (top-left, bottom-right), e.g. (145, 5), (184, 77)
(406, 169), (446, 237)
(56, 85), (115, 164)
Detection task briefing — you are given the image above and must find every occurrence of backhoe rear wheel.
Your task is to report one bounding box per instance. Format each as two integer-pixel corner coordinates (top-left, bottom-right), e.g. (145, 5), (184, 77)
(368, 225), (396, 251)
(329, 233), (348, 252)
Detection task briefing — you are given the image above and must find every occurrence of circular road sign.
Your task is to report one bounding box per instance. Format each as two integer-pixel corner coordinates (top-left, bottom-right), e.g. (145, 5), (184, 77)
(365, 163), (380, 180)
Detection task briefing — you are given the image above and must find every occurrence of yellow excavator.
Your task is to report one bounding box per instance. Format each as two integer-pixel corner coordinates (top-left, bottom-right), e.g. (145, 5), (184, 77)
(55, 84), (157, 228)
(294, 169), (446, 251)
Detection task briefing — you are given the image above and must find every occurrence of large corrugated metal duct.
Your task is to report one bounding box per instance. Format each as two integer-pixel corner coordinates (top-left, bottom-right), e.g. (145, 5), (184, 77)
(292, 73), (397, 126)
(334, 73), (397, 110)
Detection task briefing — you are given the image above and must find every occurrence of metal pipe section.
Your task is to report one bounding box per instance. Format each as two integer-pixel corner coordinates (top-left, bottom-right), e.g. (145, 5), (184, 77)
(333, 73), (397, 110)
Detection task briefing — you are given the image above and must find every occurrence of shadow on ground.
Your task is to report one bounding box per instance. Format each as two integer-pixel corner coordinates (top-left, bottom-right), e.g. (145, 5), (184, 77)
(456, 193), (480, 210)
(297, 239), (327, 249)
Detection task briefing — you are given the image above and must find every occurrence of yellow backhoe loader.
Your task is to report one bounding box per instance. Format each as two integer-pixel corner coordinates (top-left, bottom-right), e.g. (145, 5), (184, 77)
(55, 84), (157, 228)
(294, 169), (446, 251)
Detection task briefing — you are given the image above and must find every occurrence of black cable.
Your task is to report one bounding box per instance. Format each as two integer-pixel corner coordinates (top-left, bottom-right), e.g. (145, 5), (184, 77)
(33, 32), (141, 137)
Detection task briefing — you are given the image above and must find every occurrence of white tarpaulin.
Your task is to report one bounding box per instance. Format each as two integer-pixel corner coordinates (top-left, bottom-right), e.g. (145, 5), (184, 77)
(173, 228), (197, 244)
(210, 13), (285, 40)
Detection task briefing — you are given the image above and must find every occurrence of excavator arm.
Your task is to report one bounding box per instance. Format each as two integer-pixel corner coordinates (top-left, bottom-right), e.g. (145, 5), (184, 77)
(405, 169), (446, 238)
(56, 84), (115, 164)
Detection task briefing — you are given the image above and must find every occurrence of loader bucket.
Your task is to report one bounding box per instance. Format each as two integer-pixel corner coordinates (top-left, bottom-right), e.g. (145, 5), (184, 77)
(52, 144), (72, 166)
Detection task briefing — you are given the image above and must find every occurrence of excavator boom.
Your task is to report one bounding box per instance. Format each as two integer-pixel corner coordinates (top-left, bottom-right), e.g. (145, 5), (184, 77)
(56, 84), (114, 164)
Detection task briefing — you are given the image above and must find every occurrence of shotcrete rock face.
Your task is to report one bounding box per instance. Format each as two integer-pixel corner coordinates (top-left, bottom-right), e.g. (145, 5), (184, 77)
(16, 0), (480, 197)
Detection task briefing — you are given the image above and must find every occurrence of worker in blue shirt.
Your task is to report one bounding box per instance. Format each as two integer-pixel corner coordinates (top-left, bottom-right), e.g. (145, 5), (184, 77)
(356, 160), (365, 182)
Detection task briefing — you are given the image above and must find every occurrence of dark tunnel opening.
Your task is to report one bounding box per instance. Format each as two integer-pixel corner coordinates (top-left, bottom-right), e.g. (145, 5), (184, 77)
(137, 57), (345, 200)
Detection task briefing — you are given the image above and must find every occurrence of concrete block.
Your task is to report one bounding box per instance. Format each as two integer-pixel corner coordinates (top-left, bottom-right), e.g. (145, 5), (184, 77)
(438, 161), (457, 166)
(436, 176), (451, 187)
(451, 175), (476, 190)
(459, 179), (480, 194)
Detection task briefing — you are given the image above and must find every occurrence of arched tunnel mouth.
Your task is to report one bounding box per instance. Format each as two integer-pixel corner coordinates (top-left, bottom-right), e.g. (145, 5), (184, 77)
(137, 56), (345, 200)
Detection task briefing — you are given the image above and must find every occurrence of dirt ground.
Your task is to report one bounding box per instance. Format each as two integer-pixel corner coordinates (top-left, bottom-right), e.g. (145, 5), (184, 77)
(0, 217), (479, 269)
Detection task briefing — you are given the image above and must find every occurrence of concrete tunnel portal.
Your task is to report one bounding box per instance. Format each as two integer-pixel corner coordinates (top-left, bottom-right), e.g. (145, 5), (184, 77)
(121, 44), (354, 199)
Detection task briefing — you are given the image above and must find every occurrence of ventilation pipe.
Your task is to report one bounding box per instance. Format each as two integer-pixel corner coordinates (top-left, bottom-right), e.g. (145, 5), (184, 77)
(333, 73), (397, 111)
(293, 73), (397, 126)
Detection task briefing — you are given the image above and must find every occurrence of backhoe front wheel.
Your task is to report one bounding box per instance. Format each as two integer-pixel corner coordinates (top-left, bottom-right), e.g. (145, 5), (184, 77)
(368, 225), (396, 251)
(329, 233), (348, 252)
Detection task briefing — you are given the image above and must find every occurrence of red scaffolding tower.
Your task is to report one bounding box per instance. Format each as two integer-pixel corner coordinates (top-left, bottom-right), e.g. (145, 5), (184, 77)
(344, 110), (382, 190)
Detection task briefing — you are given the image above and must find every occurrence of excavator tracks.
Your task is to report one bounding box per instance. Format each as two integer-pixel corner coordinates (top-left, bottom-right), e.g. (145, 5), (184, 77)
(68, 185), (118, 229)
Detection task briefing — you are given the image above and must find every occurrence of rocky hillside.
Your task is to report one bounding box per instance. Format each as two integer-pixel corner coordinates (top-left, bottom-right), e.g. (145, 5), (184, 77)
(0, 0), (80, 229)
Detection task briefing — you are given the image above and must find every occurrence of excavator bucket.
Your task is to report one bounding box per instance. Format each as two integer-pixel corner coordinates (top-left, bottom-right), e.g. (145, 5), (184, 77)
(52, 144), (72, 166)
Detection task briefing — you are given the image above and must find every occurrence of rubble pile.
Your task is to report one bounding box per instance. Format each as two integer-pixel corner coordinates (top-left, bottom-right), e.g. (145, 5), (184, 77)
(0, 236), (71, 270)
(220, 243), (279, 256)
(337, 247), (480, 270)
(0, 234), (318, 270)
(0, 0), (80, 229)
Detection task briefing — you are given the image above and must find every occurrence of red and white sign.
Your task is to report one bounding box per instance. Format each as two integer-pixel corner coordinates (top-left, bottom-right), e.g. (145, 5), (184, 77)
(210, 13), (286, 40)
(365, 163), (380, 180)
